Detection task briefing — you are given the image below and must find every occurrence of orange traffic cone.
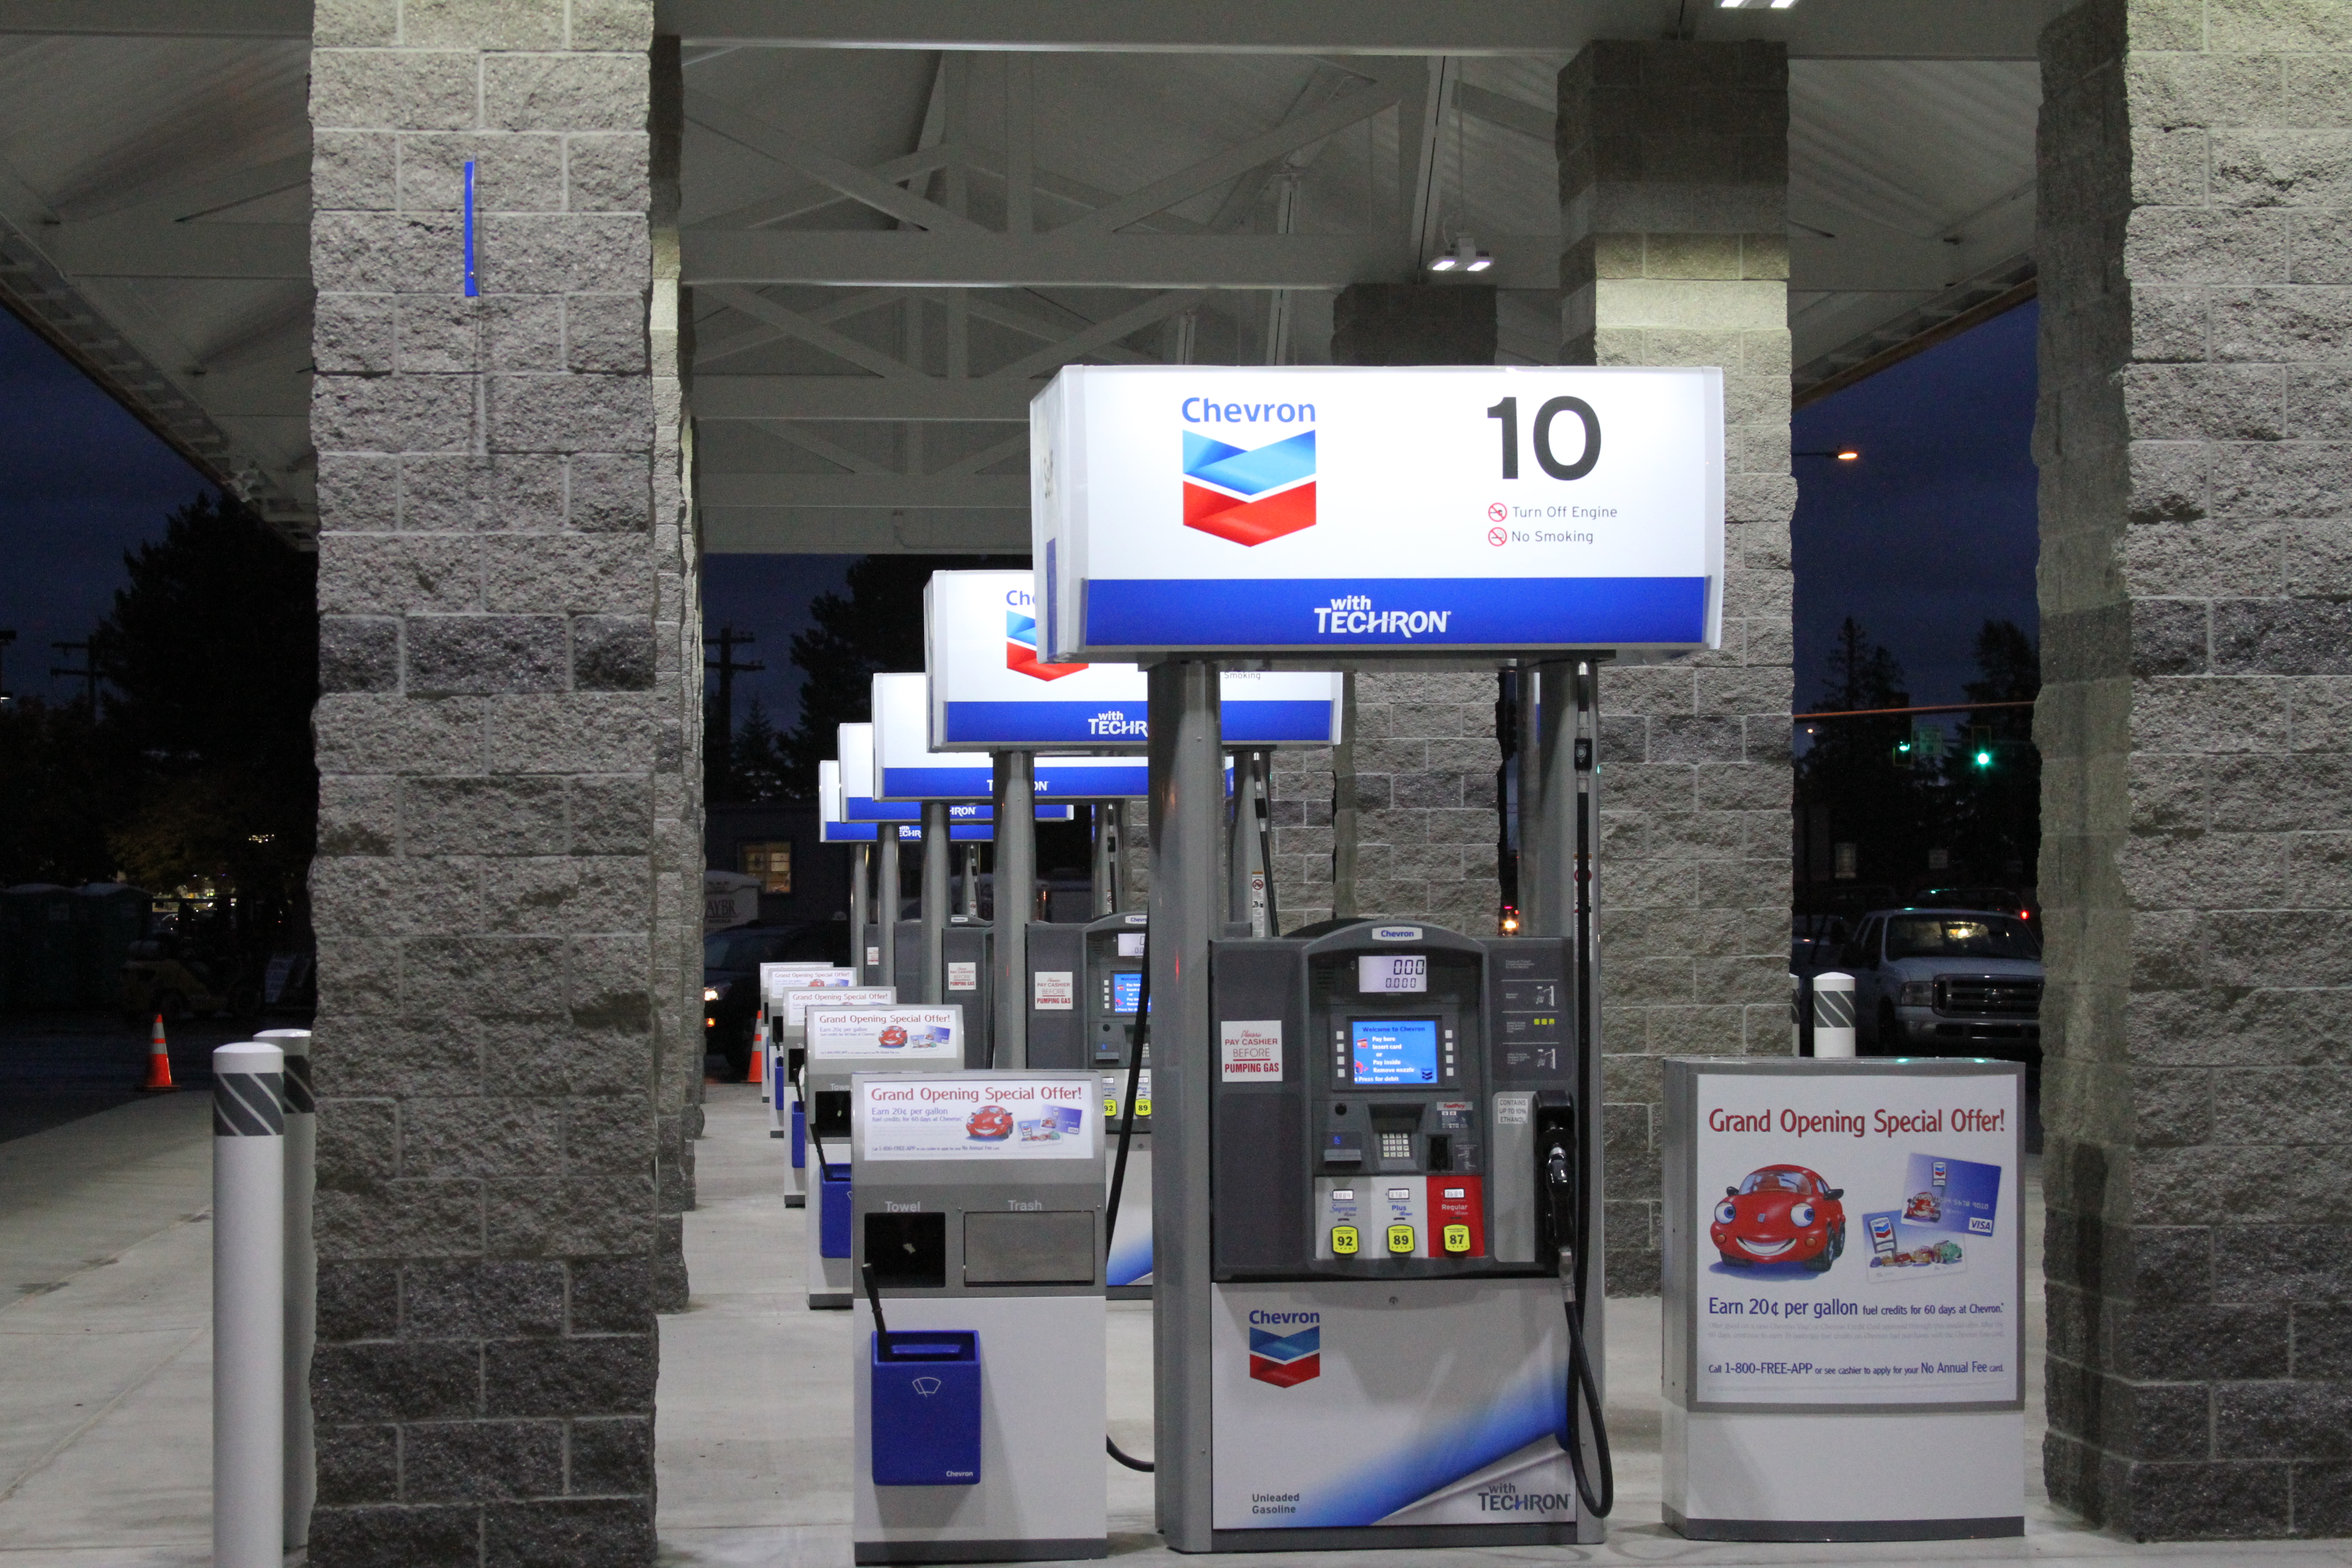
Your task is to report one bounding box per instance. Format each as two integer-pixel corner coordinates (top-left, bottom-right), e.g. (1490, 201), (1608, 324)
(140, 1014), (176, 1093)
(747, 1035), (766, 1085)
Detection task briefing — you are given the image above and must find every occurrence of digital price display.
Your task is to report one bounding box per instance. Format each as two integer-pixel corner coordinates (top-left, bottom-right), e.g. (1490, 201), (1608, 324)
(1351, 1019), (1439, 1085)
(1357, 954), (1427, 994)
(1111, 971), (1142, 1014)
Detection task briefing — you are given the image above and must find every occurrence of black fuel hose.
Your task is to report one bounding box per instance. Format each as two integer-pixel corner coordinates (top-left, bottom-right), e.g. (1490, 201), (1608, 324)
(1547, 1142), (1614, 1518)
(1102, 927), (1154, 1474)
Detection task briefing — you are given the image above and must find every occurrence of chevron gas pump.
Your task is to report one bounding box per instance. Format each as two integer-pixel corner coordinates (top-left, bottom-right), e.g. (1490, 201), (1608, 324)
(802, 1006), (966, 1310)
(848, 1068), (1109, 1563)
(1196, 919), (1605, 1544)
(1027, 911), (1153, 1295)
(1029, 362), (1724, 1551)
(892, 915), (994, 1065)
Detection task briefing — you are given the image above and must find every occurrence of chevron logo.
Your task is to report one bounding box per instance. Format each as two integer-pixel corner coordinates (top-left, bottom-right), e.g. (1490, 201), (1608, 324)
(1247, 1325), (1321, 1387)
(1007, 609), (1088, 681)
(1182, 429), (1317, 547)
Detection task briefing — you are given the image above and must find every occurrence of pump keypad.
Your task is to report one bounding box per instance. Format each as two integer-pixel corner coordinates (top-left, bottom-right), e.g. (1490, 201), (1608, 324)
(1378, 1132), (1412, 1161)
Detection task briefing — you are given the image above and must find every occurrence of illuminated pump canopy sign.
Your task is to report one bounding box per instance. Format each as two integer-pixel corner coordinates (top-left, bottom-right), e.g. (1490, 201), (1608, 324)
(1031, 365), (1723, 657)
(925, 570), (1343, 750)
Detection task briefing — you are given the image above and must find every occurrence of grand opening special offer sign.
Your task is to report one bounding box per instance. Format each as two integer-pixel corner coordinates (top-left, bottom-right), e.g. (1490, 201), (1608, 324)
(854, 1076), (1098, 1162)
(1668, 1059), (2023, 1412)
(1031, 365), (1722, 658)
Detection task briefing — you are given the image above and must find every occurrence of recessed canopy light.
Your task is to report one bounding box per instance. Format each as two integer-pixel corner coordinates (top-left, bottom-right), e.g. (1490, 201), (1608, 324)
(1428, 235), (1492, 274)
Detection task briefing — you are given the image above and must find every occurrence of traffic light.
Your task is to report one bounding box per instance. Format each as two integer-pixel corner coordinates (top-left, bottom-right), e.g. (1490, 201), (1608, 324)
(1891, 737), (1914, 768)
(1973, 747), (1994, 769)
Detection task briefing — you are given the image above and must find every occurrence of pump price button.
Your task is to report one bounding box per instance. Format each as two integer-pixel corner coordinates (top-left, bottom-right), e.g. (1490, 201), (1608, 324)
(1442, 1223), (1472, 1254)
(1331, 1225), (1360, 1255)
(1386, 1223), (1416, 1254)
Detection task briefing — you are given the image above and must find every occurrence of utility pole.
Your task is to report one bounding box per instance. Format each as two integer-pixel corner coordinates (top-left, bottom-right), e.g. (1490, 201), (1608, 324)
(0, 629), (15, 705)
(51, 636), (99, 712)
(703, 626), (764, 799)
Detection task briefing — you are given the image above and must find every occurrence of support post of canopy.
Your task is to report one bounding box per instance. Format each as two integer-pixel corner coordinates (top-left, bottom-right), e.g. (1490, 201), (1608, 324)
(1147, 659), (1221, 1550)
(993, 750), (1036, 1068)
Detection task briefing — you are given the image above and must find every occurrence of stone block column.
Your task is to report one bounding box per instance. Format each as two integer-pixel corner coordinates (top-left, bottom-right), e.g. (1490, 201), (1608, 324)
(306, 1), (670, 1560)
(1558, 41), (1798, 1293)
(2037, 0), (2352, 1539)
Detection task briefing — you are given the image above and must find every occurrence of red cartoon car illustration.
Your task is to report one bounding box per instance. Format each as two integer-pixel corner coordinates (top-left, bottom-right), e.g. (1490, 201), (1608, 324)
(1711, 1164), (1847, 1272)
(965, 1104), (1015, 1141)
(1903, 1190), (1942, 1224)
(877, 1024), (909, 1049)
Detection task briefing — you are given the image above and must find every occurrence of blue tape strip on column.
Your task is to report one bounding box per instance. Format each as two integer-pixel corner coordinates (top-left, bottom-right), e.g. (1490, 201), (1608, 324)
(462, 161), (479, 297)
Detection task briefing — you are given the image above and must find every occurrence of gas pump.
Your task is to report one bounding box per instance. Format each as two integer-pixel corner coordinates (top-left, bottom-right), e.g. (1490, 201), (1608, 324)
(892, 916), (994, 1065)
(800, 1005), (966, 1309)
(1186, 918), (1604, 1546)
(1028, 911), (1152, 1295)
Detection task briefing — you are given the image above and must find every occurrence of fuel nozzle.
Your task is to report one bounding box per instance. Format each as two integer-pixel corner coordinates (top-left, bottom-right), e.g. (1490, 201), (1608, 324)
(1544, 1138), (1576, 1300)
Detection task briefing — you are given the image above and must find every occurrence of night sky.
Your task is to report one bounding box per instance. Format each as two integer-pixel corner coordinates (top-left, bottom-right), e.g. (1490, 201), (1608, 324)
(0, 309), (216, 707)
(700, 553), (855, 736)
(1791, 299), (2041, 711)
(2, 295), (2042, 739)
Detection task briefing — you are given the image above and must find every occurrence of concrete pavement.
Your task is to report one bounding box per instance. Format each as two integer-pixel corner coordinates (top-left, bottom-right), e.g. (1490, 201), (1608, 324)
(658, 1087), (2352, 1568)
(0, 1092), (213, 1568)
(3, 1082), (2349, 1568)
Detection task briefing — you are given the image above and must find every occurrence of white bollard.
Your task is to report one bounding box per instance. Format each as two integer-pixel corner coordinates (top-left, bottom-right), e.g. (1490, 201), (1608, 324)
(213, 1041), (285, 1568)
(257, 1028), (314, 1550)
(1811, 971), (1857, 1058)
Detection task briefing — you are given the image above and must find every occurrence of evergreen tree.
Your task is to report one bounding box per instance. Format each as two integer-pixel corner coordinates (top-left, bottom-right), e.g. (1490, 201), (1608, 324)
(1796, 617), (1922, 895)
(731, 699), (790, 804)
(95, 494), (316, 948)
(776, 552), (1024, 794)
(1943, 618), (2040, 893)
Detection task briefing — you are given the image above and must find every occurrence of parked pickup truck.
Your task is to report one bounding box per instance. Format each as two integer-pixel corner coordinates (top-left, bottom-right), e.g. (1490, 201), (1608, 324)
(1838, 907), (2043, 1062)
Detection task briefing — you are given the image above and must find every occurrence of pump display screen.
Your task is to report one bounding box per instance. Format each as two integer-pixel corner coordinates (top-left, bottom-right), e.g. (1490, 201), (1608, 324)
(1111, 971), (1142, 1014)
(1358, 954), (1427, 993)
(1350, 1019), (1440, 1084)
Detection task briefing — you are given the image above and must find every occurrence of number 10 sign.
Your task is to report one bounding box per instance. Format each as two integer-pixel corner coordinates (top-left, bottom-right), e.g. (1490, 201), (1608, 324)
(1030, 364), (1723, 659)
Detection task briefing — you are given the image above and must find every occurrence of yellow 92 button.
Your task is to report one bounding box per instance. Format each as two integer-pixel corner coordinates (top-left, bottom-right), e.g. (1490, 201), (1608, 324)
(1330, 1225), (1359, 1255)
(1386, 1224), (1416, 1254)
(1104, 1097), (1118, 1116)
(1442, 1224), (1472, 1254)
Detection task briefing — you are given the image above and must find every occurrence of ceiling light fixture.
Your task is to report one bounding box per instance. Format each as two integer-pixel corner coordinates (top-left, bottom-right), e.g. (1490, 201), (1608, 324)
(1428, 235), (1492, 274)
(1718, 0), (1798, 8)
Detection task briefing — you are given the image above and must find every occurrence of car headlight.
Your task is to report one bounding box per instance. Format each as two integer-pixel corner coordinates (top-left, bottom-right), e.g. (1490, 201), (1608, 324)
(702, 985), (722, 1003)
(1897, 980), (1932, 1007)
(1790, 1202), (1816, 1227)
(1715, 1200), (1737, 1225)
